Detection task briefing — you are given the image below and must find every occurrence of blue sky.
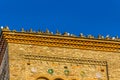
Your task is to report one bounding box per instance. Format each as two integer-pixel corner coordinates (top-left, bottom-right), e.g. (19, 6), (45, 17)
(0, 0), (120, 37)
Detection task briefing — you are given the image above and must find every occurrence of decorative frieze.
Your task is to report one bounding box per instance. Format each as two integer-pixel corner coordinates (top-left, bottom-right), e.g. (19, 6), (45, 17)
(23, 55), (107, 66)
(23, 55), (109, 80)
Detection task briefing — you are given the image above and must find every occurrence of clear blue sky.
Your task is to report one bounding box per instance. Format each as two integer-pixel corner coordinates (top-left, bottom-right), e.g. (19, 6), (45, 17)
(0, 0), (120, 37)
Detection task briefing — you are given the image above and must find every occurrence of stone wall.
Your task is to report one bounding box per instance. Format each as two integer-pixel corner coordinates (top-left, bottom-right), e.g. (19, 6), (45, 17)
(0, 46), (9, 80)
(8, 43), (120, 80)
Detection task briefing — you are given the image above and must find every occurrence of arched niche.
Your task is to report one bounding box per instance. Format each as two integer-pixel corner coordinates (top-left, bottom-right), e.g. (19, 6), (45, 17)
(54, 78), (64, 80)
(36, 77), (49, 80)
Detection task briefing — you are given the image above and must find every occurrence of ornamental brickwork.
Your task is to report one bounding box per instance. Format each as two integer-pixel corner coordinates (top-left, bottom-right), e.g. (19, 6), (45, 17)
(0, 27), (120, 80)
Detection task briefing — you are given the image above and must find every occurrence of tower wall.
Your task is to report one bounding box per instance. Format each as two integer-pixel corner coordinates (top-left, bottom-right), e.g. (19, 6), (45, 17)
(0, 29), (120, 80)
(8, 43), (120, 80)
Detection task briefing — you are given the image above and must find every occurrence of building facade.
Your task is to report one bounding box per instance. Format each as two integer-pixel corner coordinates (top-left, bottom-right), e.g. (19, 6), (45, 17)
(0, 27), (120, 80)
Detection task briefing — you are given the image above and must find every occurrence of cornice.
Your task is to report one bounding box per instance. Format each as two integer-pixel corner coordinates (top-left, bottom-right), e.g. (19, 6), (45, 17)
(1, 31), (120, 52)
